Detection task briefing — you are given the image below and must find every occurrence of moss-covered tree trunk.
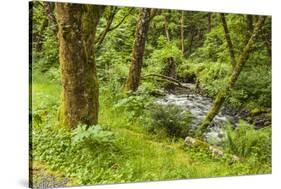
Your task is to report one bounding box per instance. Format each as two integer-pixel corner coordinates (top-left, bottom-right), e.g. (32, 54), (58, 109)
(56, 3), (104, 129)
(125, 8), (152, 92)
(196, 16), (266, 137)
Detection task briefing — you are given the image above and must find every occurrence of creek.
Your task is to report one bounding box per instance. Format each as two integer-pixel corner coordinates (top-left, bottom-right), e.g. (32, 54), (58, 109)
(155, 85), (236, 145)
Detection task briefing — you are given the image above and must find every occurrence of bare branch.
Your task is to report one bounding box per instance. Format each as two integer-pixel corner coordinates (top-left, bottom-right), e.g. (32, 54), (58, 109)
(96, 8), (133, 51)
(95, 6), (118, 49)
(108, 8), (134, 31)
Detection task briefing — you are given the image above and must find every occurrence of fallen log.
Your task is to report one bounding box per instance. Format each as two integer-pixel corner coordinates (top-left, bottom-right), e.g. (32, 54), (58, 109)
(143, 73), (194, 90)
(184, 136), (241, 162)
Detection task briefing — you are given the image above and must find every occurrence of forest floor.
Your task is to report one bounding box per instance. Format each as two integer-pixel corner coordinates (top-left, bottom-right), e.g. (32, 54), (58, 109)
(30, 161), (77, 188)
(31, 80), (271, 185)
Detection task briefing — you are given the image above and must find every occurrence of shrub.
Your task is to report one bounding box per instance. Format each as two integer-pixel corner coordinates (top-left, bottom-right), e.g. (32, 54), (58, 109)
(149, 104), (192, 138)
(45, 67), (60, 83)
(32, 25), (59, 73)
(145, 38), (183, 74)
(113, 90), (154, 121)
(72, 124), (115, 149)
(224, 120), (271, 162)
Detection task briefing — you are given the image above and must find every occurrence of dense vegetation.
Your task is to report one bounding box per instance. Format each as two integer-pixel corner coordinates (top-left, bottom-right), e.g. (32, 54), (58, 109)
(30, 1), (271, 187)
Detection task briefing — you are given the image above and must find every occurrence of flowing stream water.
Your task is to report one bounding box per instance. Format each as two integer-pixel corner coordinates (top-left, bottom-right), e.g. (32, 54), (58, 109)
(155, 87), (236, 144)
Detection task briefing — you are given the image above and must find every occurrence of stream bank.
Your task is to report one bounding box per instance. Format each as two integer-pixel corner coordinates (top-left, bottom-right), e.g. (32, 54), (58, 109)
(154, 83), (271, 144)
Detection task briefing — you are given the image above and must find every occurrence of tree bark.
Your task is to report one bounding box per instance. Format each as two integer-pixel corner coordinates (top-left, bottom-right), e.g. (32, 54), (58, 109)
(181, 11), (185, 55)
(220, 13), (236, 67)
(125, 8), (153, 92)
(196, 16), (266, 137)
(56, 3), (104, 129)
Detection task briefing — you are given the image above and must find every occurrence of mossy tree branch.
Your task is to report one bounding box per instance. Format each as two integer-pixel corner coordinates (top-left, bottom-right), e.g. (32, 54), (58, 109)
(143, 73), (193, 90)
(196, 16), (266, 137)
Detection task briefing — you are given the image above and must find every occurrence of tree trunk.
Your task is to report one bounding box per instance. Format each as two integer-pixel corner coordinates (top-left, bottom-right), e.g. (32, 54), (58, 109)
(163, 12), (175, 77)
(181, 11), (185, 55)
(125, 8), (153, 92)
(56, 3), (104, 129)
(185, 136), (240, 161)
(162, 12), (177, 91)
(196, 16), (266, 137)
(261, 24), (271, 65)
(245, 15), (254, 42)
(208, 13), (212, 32)
(264, 34), (272, 65)
(185, 28), (196, 57)
(95, 6), (118, 51)
(164, 12), (171, 41)
(43, 2), (58, 35)
(220, 13), (236, 67)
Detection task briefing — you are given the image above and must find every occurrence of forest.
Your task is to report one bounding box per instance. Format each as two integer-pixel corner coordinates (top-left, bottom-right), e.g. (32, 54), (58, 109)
(30, 1), (272, 188)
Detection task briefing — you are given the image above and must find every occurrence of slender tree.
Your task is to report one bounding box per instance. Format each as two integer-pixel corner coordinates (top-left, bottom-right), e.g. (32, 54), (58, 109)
(196, 16), (266, 136)
(162, 11), (177, 90)
(56, 3), (104, 129)
(245, 15), (254, 44)
(95, 6), (118, 50)
(43, 2), (58, 35)
(220, 13), (236, 67)
(185, 12), (195, 57)
(95, 7), (133, 51)
(164, 12), (176, 78)
(125, 8), (154, 92)
(208, 13), (212, 32)
(181, 11), (185, 55)
(263, 29), (272, 65)
(32, 2), (48, 51)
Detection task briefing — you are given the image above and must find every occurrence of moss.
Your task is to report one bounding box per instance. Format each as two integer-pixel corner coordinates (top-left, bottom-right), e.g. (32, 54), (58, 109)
(125, 8), (152, 92)
(55, 3), (103, 129)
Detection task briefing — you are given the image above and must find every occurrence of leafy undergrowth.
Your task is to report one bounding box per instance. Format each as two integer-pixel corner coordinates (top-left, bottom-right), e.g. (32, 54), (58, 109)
(31, 81), (271, 186)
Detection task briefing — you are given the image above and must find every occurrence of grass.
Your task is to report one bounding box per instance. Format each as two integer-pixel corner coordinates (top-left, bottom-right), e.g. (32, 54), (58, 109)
(30, 79), (271, 186)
